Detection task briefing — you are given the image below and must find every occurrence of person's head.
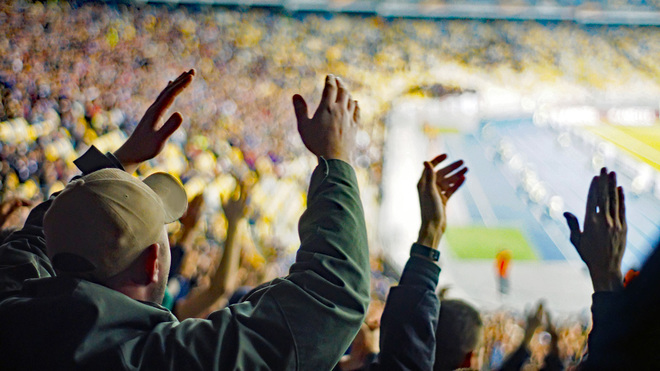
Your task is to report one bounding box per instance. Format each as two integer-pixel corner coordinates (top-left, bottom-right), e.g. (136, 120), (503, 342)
(434, 299), (483, 371)
(44, 168), (187, 304)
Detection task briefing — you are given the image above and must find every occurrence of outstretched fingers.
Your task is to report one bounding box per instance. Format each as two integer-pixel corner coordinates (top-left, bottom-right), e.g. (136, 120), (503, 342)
(617, 186), (626, 229)
(429, 154), (448, 167)
(145, 69), (195, 127)
(347, 99), (356, 121)
(292, 94), (309, 124)
(608, 171), (619, 226)
(353, 100), (361, 123)
(336, 78), (349, 108)
(436, 160), (465, 178)
(598, 168), (613, 225)
(158, 112), (183, 141)
(321, 74), (338, 106)
(443, 175), (466, 200)
(585, 175), (599, 218)
(422, 155), (468, 200)
(441, 167), (468, 183)
(436, 161), (467, 189)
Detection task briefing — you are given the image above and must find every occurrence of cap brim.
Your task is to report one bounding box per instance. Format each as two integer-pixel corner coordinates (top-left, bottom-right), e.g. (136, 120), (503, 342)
(143, 172), (188, 223)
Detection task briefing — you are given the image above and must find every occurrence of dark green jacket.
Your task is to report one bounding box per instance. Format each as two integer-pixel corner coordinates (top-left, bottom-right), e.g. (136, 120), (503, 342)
(0, 155), (370, 370)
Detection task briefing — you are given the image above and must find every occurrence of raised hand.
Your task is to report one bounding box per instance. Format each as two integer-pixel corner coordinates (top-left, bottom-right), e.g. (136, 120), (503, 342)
(222, 180), (250, 226)
(416, 154), (468, 248)
(522, 302), (544, 345)
(114, 69), (195, 173)
(179, 193), (205, 232)
(292, 75), (358, 164)
(544, 308), (560, 356)
(563, 168), (626, 292)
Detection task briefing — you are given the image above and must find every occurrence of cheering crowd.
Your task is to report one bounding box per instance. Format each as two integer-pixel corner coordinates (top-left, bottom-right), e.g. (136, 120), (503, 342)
(1, 1), (660, 370)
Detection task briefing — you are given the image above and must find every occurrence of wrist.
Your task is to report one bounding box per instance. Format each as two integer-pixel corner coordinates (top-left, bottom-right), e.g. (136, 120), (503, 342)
(113, 146), (139, 174)
(590, 271), (623, 292)
(318, 153), (350, 164)
(410, 243), (440, 263)
(417, 223), (442, 249)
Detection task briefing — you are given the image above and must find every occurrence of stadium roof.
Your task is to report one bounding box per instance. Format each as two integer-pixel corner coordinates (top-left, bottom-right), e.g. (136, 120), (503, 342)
(129, 0), (660, 25)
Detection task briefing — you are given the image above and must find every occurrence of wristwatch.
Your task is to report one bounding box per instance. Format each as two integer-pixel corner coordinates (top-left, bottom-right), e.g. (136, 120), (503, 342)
(410, 243), (440, 262)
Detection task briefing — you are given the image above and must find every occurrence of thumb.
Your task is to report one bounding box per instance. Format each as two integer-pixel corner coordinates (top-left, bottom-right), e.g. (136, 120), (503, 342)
(425, 161), (437, 189)
(292, 94), (308, 126)
(563, 212), (581, 248)
(418, 161), (433, 189)
(158, 112), (183, 140)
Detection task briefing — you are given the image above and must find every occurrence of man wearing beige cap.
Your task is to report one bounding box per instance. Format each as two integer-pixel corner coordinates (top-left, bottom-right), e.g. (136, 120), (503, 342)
(0, 71), (369, 370)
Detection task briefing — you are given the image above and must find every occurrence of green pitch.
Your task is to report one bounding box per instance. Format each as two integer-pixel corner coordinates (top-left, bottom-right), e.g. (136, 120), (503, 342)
(445, 226), (538, 260)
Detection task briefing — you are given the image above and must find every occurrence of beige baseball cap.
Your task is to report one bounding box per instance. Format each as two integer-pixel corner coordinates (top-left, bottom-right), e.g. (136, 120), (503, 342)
(44, 168), (188, 281)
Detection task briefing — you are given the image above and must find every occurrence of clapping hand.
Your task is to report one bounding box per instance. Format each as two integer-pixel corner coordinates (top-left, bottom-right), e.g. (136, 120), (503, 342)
(293, 75), (359, 164)
(222, 179), (250, 226)
(114, 69), (195, 173)
(416, 154), (468, 248)
(523, 301), (544, 345)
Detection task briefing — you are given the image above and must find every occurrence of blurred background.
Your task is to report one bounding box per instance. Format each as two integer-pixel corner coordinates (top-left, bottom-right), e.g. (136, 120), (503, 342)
(1, 0), (659, 319)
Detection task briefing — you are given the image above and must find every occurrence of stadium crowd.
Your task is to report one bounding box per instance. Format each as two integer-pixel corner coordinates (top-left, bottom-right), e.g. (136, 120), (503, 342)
(1, 0), (660, 370)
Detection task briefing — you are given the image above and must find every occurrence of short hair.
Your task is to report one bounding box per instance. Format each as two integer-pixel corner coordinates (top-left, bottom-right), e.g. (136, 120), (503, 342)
(434, 299), (483, 371)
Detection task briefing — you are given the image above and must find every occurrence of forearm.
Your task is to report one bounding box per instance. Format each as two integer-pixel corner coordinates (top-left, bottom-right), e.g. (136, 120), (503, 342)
(175, 221), (240, 320)
(217, 158), (369, 368)
(417, 222), (442, 249)
(285, 158), (370, 368)
(378, 256), (440, 369)
(583, 291), (620, 368)
(176, 227), (197, 249)
(209, 219), (240, 296)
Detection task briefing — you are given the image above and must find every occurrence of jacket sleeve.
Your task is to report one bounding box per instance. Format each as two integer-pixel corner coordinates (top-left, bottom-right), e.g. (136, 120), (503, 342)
(118, 158), (371, 370)
(580, 242), (660, 370)
(0, 146), (122, 295)
(375, 255), (441, 370)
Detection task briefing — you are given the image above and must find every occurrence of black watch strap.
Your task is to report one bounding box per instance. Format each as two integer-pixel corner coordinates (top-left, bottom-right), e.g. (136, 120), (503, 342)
(410, 243), (440, 262)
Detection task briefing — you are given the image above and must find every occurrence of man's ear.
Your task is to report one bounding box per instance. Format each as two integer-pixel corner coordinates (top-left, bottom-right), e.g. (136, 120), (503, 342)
(143, 243), (160, 284)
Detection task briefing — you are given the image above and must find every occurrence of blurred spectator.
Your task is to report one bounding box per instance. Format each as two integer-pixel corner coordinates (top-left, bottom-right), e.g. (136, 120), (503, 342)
(0, 198), (32, 243)
(174, 180), (250, 320)
(495, 249), (512, 296)
(497, 302), (563, 371)
(435, 299), (484, 371)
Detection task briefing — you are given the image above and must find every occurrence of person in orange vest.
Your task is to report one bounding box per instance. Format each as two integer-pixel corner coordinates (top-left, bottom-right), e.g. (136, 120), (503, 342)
(495, 249), (512, 296)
